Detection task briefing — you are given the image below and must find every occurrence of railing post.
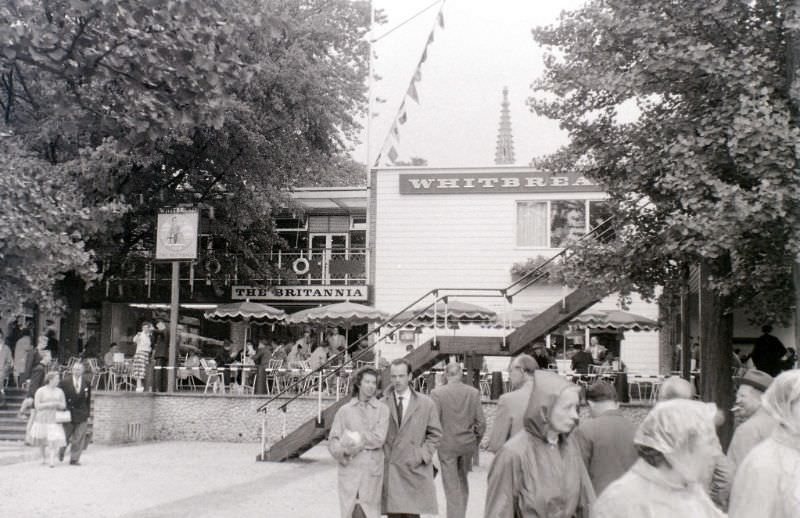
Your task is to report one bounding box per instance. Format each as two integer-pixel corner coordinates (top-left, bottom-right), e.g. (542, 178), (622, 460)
(282, 408), (288, 438)
(261, 412), (268, 460)
(316, 370), (324, 427)
(432, 293), (439, 350)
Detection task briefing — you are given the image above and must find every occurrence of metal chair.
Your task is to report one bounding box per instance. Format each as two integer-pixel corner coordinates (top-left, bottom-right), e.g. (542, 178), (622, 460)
(201, 359), (224, 394)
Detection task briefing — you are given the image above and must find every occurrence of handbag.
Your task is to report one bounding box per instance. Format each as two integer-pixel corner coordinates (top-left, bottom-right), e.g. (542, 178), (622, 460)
(55, 410), (72, 423)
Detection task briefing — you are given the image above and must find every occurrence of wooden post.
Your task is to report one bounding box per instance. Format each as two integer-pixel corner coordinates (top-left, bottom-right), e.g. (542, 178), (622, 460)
(167, 261), (179, 393)
(680, 265), (692, 380)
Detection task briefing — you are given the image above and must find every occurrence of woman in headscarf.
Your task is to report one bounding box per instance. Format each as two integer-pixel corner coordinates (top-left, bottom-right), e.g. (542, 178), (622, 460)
(485, 370), (595, 518)
(592, 399), (725, 517)
(728, 370), (800, 518)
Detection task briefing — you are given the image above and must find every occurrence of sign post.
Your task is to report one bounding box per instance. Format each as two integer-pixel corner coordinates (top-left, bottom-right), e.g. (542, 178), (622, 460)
(155, 208), (199, 393)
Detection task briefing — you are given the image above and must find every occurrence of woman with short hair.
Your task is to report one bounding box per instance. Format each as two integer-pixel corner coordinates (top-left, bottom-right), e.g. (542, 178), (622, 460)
(328, 367), (389, 518)
(29, 371), (67, 467)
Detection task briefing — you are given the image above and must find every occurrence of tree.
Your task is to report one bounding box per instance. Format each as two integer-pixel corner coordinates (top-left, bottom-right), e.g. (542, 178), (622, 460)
(0, 0), (371, 318)
(530, 0), (800, 443)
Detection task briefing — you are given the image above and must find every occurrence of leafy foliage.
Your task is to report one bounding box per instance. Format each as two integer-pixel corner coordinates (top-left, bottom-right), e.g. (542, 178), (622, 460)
(0, 138), (124, 316)
(0, 0), (371, 311)
(530, 0), (800, 323)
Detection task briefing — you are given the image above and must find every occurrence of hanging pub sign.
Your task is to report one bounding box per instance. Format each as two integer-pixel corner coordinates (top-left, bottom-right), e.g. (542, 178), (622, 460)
(155, 208), (199, 260)
(398, 171), (600, 195)
(232, 285), (368, 302)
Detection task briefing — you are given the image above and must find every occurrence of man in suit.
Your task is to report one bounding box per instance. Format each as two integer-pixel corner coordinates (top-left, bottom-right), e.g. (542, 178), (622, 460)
(430, 363), (486, 518)
(486, 353), (537, 453)
(382, 358), (442, 518)
(59, 361), (92, 465)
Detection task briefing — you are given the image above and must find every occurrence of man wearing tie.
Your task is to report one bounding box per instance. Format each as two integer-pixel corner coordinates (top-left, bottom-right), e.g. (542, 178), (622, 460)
(382, 359), (442, 518)
(59, 361), (92, 465)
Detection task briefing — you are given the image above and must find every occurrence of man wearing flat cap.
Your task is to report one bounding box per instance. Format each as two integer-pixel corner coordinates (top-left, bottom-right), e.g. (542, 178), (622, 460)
(728, 369), (777, 471)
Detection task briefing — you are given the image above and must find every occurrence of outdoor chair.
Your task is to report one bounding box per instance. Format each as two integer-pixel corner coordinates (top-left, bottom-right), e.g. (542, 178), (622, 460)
(201, 358), (224, 394)
(265, 359), (284, 395)
(86, 358), (105, 390)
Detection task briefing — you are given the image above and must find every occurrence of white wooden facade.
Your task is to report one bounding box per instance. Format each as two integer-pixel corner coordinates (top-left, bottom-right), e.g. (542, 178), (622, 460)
(369, 165), (661, 373)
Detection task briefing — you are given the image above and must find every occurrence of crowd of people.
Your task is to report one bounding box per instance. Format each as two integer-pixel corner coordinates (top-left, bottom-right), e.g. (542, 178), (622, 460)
(327, 353), (800, 518)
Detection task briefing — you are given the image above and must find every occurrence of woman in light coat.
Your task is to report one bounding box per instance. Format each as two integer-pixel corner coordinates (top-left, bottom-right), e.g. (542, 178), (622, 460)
(729, 370), (800, 518)
(328, 367), (389, 518)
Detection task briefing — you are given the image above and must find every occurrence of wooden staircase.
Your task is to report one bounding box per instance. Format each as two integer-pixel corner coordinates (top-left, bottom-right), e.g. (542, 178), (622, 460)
(258, 285), (605, 462)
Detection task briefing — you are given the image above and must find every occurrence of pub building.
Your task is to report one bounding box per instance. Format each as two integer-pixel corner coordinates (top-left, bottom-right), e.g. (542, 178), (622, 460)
(85, 186), (369, 357)
(368, 164), (663, 373)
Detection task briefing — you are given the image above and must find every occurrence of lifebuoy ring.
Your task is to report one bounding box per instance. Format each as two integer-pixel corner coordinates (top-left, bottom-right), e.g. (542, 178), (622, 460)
(292, 257), (310, 275)
(204, 257), (222, 275)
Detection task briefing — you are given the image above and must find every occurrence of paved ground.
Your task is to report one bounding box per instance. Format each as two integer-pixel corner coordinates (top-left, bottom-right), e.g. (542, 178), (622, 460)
(1, 441), (492, 518)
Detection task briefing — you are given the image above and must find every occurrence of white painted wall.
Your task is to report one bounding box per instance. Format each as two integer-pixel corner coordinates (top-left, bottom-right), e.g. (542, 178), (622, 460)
(372, 166), (661, 371)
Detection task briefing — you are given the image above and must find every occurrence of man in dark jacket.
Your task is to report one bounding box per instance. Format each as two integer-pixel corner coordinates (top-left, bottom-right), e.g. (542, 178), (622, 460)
(59, 361), (92, 465)
(571, 344), (595, 374)
(750, 324), (787, 377)
(152, 320), (169, 392)
(430, 363), (486, 518)
(574, 381), (638, 496)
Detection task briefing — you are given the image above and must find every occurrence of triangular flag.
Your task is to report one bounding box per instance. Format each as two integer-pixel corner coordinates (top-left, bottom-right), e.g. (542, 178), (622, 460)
(420, 47), (428, 64)
(388, 146), (399, 163)
(398, 110), (408, 125)
(438, 11), (444, 28)
(427, 31), (434, 45)
(407, 82), (419, 103)
(391, 123), (399, 139)
(413, 67), (422, 82)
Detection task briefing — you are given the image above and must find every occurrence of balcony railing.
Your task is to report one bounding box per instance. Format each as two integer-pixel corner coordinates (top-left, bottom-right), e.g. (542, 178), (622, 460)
(91, 247), (368, 302)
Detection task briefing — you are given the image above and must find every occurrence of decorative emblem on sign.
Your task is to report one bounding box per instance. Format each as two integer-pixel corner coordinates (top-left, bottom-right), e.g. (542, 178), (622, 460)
(155, 209), (199, 260)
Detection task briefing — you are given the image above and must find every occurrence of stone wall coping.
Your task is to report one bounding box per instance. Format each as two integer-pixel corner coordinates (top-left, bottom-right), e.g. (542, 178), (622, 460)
(93, 391), (654, 409)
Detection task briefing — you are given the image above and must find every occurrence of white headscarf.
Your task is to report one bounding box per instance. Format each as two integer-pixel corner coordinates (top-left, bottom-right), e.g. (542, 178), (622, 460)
(761, 370), (800, 437)
(635, 399), (722, 485)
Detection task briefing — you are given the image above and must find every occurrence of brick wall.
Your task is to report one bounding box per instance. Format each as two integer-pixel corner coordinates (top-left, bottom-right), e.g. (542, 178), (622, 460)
(94, 391), (654, 446)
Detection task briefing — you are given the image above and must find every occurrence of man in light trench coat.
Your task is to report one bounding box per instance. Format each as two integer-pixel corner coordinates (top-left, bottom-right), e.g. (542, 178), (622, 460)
(382, 358), (442, 518)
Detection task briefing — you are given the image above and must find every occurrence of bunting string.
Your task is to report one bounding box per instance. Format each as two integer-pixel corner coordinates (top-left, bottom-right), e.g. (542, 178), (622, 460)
(374, 0), (447, 166)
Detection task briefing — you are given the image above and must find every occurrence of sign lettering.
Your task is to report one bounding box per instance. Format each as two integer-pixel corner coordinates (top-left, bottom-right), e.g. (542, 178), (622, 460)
(399, 172), (600, 195)
(231, 285), (368, 301)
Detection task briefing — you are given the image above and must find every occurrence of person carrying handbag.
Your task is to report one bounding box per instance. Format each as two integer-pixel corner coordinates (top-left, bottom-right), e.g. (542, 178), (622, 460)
(29, 371), (67, 467)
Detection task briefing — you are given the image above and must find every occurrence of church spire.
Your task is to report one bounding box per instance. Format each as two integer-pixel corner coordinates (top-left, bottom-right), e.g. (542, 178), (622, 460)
(494, 86), (516, 165)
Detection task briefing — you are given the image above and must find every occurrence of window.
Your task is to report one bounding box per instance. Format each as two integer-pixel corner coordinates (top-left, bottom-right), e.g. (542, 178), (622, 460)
(517, 199), (608, 248)
(275, 217), (307, 231)
(350, 215), (367, 230)
(550, 200), (586, 248)
(516, 202), (548, 247)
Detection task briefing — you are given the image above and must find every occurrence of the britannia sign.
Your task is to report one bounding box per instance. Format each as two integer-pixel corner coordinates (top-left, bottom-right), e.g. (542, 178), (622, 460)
(155, 209), (199, 260)
(232, 285), (368, 302)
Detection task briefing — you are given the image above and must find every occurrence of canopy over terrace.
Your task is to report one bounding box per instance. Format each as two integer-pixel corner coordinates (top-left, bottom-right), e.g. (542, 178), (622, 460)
(567, 309), (660, 332)
(286, 301), (388, 328)
(396, 300), (497, 328)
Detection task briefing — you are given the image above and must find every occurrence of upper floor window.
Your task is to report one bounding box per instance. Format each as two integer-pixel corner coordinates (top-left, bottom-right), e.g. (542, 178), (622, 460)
(517, 199), (609, 248)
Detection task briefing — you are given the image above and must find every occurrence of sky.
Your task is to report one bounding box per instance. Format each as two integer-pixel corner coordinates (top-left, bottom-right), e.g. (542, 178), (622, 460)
(351, 0), (586, 168)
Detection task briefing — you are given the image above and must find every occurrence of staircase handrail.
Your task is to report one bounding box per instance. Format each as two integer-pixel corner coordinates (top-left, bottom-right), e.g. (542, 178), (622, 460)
(255, 216), (615, 414)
